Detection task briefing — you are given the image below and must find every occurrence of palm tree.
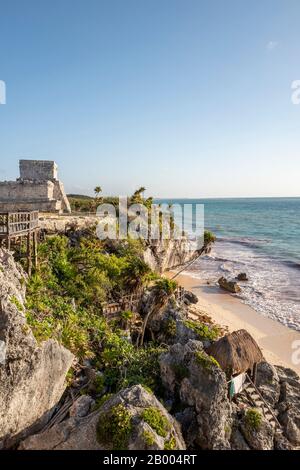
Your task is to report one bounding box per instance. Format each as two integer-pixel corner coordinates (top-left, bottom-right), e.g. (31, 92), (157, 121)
(94, 186), (102, 197)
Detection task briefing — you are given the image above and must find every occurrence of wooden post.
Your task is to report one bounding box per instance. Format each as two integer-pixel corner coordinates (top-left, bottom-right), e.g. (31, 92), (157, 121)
(33, 230), (38, 270)
(27, 232), (32, 276)
(253, 362), (258, 386)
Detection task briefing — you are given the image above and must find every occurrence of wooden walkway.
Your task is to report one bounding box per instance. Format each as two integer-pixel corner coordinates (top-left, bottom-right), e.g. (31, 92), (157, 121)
(102, 285), (186, 321)
(0, 211), (40, 275)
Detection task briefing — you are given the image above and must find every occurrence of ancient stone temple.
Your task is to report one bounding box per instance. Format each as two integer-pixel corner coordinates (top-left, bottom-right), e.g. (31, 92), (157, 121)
(0, 160), (71, 213)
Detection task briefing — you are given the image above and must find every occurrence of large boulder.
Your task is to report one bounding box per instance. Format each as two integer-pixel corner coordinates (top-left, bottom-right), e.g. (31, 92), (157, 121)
(240, 409), (274, 450)
(143, 238), (196, 273)
(256, 362), (280, 407)
(160, 340), (231, 449)
(20, 385), (186, 450)
(0, 249), (74, 446)
(218, 277), (241, 294)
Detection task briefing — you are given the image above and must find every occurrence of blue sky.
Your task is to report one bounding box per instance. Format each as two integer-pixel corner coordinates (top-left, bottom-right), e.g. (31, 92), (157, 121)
(0, 0), (299, 197)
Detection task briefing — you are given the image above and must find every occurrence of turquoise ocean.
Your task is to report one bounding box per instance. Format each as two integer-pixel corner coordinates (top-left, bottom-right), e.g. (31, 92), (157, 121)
(156, 198), (300, 332)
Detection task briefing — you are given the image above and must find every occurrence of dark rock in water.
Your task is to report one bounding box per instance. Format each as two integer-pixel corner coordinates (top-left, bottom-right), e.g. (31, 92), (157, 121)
(20, 385), (186, 450)
(183, 290), (198, 305)
(236, 273), (248, 281)
(218, 276), (241, 294)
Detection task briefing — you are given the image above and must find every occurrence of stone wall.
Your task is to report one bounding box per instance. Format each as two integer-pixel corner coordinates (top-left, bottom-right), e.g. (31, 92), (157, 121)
(19, 160), (58, 181)
(0, 181), (54, 201)
(0, 160), (71, 214)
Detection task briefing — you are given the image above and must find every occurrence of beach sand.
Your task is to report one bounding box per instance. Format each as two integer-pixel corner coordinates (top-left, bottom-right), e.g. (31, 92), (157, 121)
(167, 272), (300, 374)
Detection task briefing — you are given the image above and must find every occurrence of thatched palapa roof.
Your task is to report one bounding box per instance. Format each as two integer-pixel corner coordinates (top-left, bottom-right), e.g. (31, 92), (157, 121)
(207, 329), (264, 376)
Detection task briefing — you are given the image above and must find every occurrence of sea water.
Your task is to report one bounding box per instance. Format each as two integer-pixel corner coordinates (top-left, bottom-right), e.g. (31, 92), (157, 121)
(156, 198), (300, 332)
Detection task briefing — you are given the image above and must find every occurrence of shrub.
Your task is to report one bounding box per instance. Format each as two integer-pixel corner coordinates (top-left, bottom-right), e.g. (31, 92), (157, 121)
(245, 408), (262, 431)
(164, 318), (177, 337)
(204, 230), (216, 245)
(183, 319), (220, 341)
(141, 407), (170, 438)
(164, 435), (177, 450)
(96, 404), (132, 449)
(194, 350), (220, 371)
(142, 430), (156, 446)
(155, 278), (177, 295)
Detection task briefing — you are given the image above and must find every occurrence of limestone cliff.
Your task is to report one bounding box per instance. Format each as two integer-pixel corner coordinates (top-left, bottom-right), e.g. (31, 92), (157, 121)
(0, 249), (74, 447)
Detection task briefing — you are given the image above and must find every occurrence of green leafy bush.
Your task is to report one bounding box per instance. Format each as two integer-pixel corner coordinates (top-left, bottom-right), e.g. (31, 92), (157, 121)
(183, 319), (220, 341)
(141, 407), (170, 438)
(97, 404), (132, 449)
(194, 350), (220, 371)
(245, 408), (262, 431)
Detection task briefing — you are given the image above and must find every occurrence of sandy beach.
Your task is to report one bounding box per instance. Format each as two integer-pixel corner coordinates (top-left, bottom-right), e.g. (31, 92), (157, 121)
(168, 272), (300, 374)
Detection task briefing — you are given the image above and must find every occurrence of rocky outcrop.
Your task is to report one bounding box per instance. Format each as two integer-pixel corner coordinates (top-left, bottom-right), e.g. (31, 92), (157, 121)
(143, 238), (197, 273)
(0, 249), (74, 447)
(20, 385), (186, 450)
(218, 276), (241, 294)
(276, 366), (300, 445)
(159, 340), (231, 449)
(39, 214), (98, 235)
(256, 362), (280, 407)
(240, 412), (274, 450)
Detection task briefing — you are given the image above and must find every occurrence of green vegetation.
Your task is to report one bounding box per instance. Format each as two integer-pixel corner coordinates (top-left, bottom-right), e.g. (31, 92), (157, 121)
(164, 318), (177, 337)
(102, 338), (166, 392)
(96, 404), (132, 449)
(183, 319), (220, 341)
(142, 429), (156, 446)
(164, 435), (177, 450)
(10, 295), (24, 311)
(155, 278), (177, 295)
(141, 407), (170, 438)
(25, 235), (150, 357)
(194, 350), (220, 371)
(204, 230), (216, 245)
(93, 393), (114, 411)
(245, 408), (262, 431)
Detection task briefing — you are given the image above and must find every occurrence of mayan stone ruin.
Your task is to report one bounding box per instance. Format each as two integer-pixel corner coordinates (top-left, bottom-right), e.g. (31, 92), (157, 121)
(0, 160), (71, 213)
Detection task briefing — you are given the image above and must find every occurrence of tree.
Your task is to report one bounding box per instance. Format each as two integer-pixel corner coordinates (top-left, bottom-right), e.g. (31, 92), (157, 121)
(94, 186), (102, 197)
(131, 187), (146, 204)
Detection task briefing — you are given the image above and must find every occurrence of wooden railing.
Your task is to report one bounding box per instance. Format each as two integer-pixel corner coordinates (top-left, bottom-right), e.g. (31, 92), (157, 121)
(102, 292), (143, 319)
(102, 286), (186, 321)
(0, 211), (39, 236)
